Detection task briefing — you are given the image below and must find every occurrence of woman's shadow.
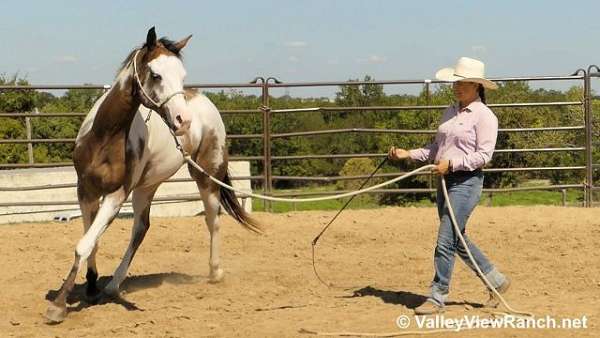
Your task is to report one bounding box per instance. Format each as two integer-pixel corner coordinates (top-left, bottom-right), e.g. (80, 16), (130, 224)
(45, 272), (201, 315)
(346, 286), (483, 309)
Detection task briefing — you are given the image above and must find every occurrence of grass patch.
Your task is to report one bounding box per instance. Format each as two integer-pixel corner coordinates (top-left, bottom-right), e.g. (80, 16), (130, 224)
(482, 190), (583, 207)
(251, 184), (584, 212)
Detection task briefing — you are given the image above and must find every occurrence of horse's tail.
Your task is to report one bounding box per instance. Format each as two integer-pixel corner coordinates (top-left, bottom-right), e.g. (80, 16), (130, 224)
(219, 171), (262, 234)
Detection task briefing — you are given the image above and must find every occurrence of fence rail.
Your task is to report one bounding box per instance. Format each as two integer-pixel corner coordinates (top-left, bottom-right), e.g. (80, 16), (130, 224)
(0, 70), (598, 210)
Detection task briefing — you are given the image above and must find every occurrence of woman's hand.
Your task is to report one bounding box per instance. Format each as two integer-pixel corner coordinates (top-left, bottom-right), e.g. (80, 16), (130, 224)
(388, 146), (411, 161)
(433, 160), (451, 176)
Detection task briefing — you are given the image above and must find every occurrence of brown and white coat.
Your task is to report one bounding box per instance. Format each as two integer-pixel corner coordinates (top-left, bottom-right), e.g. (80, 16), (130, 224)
(46, 27), (259, 324)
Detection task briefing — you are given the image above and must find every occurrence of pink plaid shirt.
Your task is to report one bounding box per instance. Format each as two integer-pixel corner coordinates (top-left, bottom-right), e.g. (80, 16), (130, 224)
(409, 98), (498, 172)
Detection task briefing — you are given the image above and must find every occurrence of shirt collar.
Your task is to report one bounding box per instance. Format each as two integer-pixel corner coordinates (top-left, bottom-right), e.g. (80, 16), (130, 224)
(455, 97), (482, 113)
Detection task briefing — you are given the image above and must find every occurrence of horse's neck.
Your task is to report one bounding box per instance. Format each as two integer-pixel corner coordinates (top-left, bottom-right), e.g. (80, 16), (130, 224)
(91, 73), (140, 137)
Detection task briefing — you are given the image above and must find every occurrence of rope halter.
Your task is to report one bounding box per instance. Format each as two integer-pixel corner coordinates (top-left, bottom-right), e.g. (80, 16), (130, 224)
(132, 49), (186, 111)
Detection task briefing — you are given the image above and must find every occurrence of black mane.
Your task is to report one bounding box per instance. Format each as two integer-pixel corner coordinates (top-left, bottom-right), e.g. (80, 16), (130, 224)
(116, 37), (182, 78)
(156, 37), (183, 58)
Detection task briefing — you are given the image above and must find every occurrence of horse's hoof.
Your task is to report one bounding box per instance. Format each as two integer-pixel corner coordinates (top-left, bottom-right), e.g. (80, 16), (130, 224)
(102, 285), (121, 299)
(85, 289), (102, 304)
(208, 269), (224, 284)
(45, 303), (67, 324)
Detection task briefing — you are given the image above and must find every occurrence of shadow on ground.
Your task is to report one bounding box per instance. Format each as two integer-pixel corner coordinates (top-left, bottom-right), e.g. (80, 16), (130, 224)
(348, 285), (484, 309)
(45, 272), (203, 314)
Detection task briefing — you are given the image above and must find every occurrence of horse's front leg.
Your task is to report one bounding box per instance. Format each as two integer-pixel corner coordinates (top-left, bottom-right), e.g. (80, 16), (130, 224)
(46, 187), (127, 323)
(77, 192), (101, 301)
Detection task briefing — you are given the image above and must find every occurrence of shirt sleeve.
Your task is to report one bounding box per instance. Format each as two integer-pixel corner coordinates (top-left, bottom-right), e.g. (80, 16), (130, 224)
(409, 142), (438, 162)
(450, 111), (498, 171)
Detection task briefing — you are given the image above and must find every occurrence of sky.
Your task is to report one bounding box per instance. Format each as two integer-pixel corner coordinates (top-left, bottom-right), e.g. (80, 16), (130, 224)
(1, 0), (599, 97)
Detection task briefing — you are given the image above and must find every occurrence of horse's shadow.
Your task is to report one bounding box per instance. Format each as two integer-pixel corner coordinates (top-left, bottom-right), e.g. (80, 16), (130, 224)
(345, 286), (484, 309)
(45, 272), (202, 315)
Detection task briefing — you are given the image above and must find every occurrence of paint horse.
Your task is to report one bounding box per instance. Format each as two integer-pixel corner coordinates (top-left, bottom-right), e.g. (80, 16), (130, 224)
(46, 27), (260, 323)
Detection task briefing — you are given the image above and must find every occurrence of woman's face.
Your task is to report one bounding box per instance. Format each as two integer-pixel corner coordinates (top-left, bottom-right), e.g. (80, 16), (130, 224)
(453, 81), (479, 104)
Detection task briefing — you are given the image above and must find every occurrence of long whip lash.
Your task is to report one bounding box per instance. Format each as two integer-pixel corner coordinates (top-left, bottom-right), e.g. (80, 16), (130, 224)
(311, 158), (388, 289)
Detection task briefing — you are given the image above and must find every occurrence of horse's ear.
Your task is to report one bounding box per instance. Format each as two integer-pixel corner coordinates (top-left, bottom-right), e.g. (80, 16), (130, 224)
(173, 35), (193, 53)
(146, 27), (157, 49)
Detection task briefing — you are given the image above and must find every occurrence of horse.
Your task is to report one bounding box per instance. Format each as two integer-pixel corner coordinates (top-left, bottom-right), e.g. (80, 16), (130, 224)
(45, 27), (261, 323)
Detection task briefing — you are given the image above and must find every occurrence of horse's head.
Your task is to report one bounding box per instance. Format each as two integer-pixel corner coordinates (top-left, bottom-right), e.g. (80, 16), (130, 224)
(133, 27), (192, 136)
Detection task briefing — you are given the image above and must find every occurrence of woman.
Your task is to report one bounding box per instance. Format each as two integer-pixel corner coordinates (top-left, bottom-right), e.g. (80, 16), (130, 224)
(388, 57), (509, 315)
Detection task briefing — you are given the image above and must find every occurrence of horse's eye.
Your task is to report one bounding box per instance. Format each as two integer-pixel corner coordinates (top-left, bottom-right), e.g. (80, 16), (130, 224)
(151, 72), (161, 80)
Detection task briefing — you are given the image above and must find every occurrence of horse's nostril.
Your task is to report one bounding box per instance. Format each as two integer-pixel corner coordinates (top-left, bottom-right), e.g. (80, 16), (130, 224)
(176, 115), (183, 124)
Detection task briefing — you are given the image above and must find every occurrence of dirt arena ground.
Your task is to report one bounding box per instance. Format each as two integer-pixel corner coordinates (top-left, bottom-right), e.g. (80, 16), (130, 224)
(1, 206), (599, 337)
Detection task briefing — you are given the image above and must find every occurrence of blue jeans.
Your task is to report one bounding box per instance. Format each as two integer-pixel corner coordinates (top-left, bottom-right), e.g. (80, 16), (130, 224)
(429, 172), (506, 306)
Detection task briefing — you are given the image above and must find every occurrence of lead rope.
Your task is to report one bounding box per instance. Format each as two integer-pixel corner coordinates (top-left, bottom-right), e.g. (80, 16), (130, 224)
(168, 129), (533, 335)
(440, 177), (534, 317)
(183, 150), (435, 203)
(299, 176), (533, 337)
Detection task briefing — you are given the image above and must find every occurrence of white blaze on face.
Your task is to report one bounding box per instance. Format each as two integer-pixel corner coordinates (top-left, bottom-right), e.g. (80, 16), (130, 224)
(147, 54), (191, 133)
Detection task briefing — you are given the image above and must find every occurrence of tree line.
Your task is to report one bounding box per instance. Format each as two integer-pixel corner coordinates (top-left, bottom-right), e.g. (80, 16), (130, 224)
(1, 74), (598, 204)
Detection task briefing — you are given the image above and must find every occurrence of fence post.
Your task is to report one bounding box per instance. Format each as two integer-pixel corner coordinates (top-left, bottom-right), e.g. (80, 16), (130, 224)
(260, 78), (273, 212)
(25, 115), (34, 164)
(561, 189), (567, 206)
(584, 68), (593, 207)
(586, 66), (600, 207)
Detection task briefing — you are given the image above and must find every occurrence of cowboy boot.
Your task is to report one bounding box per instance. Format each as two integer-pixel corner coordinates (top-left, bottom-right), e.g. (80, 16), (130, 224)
(414, 299), (445, 315)
(485, 277), (511, 308)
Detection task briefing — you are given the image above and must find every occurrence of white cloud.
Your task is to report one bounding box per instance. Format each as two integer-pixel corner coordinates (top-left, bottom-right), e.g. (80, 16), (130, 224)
(284, 41), (308, 48)
(288, 56), (299, 63)
(356, 55), (387, 64)
(471, 45), (487, 54)
(368, 55), (387, 64)
(55, 55), (78, 63)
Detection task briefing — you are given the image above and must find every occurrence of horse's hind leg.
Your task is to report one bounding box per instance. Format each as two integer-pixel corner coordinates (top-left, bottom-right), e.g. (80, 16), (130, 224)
(46, 187), (127, 323)
(78, 192), (101, 301)
(104, 184), (159, 297)
(198, 184), (224, 283)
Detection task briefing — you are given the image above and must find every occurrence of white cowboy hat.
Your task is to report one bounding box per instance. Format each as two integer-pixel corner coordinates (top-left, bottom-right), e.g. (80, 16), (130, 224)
(435, 57), (498, 90)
